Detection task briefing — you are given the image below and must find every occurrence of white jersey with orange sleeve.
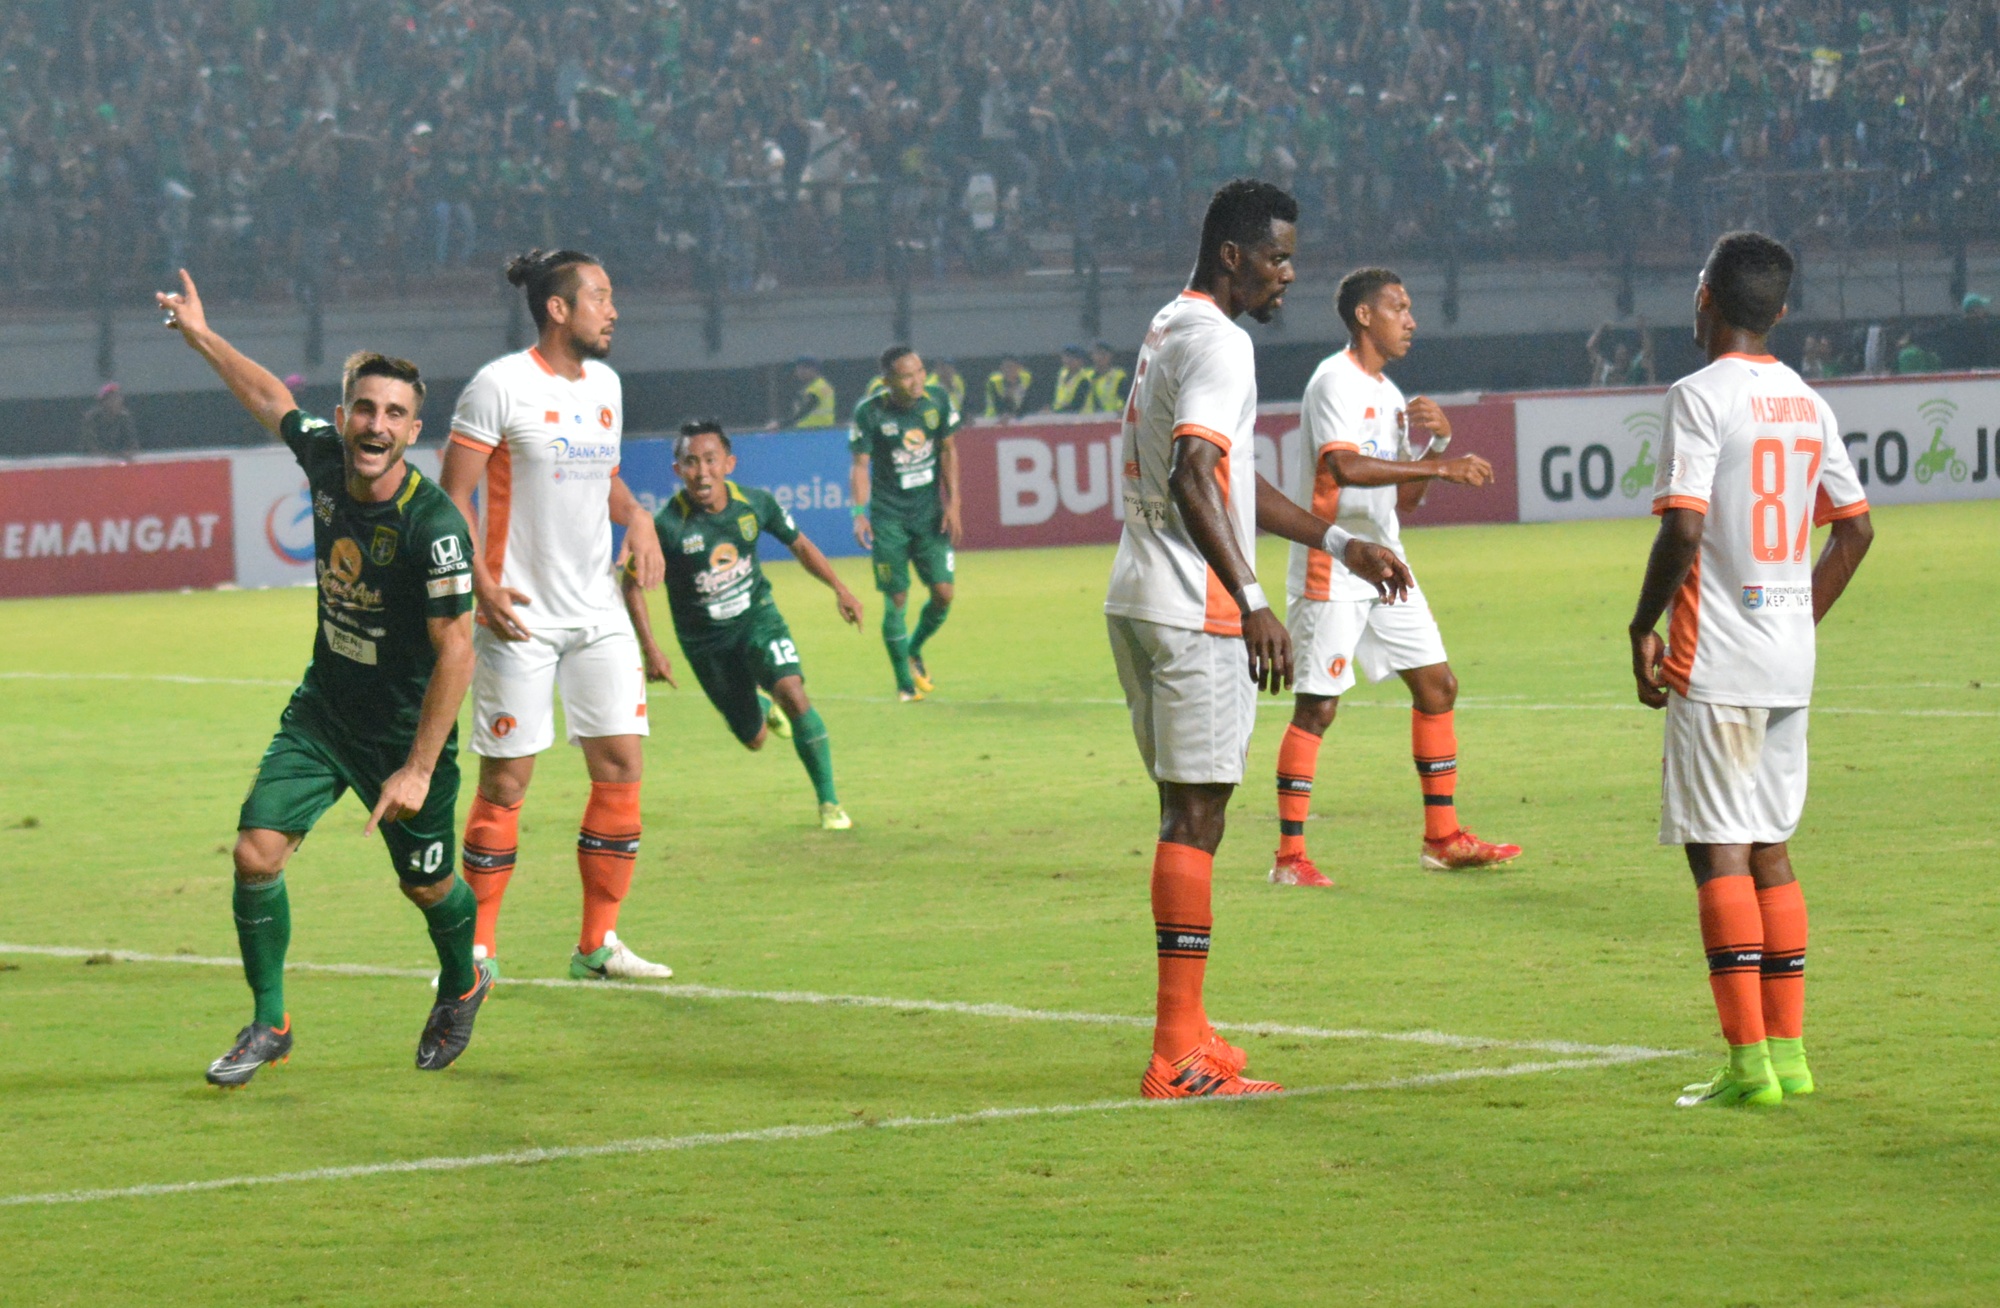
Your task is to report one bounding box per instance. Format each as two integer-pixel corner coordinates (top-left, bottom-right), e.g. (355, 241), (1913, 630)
(449, 347), (627, 629)
(1103, 290), (1260, 636)
(1652, 353), (1868, 707)
(1284, 348), (1413, 602)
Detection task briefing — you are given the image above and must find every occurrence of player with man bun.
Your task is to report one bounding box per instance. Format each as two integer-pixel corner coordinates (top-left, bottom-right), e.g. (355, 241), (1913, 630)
(440, 249), (674, 982)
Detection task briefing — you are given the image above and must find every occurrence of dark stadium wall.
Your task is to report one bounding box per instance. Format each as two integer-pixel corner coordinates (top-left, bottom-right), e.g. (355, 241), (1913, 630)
(0, 319), (1905, 459)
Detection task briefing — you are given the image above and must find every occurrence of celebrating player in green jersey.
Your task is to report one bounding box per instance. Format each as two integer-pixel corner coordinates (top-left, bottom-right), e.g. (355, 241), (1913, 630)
(623, 421), (864, 830)
(156, 270), (491, 1088)
(849, 345), (961, 701)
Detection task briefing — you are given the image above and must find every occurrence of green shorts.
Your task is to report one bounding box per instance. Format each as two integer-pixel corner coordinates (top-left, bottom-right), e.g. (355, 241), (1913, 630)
(238, 699), (461, 884)
(871, 513), (954, 595)
(681, 606), (803, 745)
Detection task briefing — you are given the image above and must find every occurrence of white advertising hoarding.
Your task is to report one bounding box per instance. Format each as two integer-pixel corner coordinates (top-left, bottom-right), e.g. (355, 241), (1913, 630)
(1514, 374), (2000, 523)
(229, 443), (444, 589)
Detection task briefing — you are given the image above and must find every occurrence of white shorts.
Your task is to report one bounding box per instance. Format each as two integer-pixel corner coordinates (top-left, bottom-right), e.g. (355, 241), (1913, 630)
(1106, 615), (1258, 786)
(471, 620), (649, 757)
(1285, 584), (1448, 698)
(1659, 693), (1809, 845)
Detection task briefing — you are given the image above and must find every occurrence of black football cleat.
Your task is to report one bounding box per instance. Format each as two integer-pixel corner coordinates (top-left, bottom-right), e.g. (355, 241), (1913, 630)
(416, 960), (493, 1071)
(205, 1017), (294, 1088)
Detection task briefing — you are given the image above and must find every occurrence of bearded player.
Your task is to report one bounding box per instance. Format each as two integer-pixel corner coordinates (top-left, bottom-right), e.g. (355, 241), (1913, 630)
(1105, 180), (1413, 1098)
(622, 420), (862, 830)
(440, 249), (673, 982)
(850, 345), (961, 700)
(1630, 231), (1871, 1107)
(1270, 268), (1520, 887)
(158, 272), (491, 1085)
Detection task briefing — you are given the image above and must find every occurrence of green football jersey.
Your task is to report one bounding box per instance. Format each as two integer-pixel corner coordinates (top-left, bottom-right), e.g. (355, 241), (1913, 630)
(280, 410), (476, 746)
(653, 481), (801, 643)
(848, 382), (961, 521)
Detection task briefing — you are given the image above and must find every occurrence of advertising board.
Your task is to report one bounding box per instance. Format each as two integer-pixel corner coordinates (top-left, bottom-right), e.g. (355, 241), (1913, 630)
(0, 458), (233, 598)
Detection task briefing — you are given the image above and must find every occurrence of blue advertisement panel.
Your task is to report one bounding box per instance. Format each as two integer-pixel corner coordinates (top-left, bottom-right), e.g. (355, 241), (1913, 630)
(619, 427), (862, 557)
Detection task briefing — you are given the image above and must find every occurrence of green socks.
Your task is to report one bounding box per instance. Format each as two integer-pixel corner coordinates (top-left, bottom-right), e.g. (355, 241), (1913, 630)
(1728, 1039), (1777, 1085)
(882, 601), (914, 694)
(420, 876), (479, 998)
(233, 875), (291, 1028)
(909, 598), (950, 658)
(791, 707), (839, 804)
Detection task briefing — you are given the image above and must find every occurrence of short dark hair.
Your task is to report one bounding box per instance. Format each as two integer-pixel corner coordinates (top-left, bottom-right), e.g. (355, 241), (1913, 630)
(505, 248), (601, 330)
(341, 351), (425, 408)
(675, 418), (730, 459)
(1703, 232), (1794, 333)
(880, 344), (917, 375)
(1336, 267), (1403, 333)
(1195, 178), (1299, 278)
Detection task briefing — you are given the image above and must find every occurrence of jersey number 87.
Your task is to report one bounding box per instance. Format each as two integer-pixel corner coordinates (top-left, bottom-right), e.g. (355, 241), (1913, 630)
(1750, 436), (1822, 563)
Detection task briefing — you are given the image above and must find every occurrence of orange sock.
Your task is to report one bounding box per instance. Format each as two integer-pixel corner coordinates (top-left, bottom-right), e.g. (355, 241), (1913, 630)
(577, 781), (641, 954)
(1757, 881), (1807, 1040)
(1698, 875), (1766, 1046)
(1412, 710), (1459, 841)
(1275, 725), (1323, 859)
(1151, 842), (1213, 1061)
(462, 794), (521, 957)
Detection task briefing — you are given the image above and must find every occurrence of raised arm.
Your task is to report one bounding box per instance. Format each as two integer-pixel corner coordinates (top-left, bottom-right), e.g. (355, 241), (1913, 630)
(1627, 507), (1706, 708)
(788, 532), (865, 626)
(156, 269), (294, 433)
(365, 611), (475, 836)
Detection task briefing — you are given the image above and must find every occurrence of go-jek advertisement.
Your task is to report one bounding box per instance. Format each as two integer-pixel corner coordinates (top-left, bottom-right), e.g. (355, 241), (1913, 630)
(1513, 373), (2000, 523)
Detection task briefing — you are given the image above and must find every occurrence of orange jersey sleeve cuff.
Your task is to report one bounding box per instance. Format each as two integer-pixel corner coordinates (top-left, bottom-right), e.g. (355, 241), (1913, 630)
(1653, 495), (1708, 515)
(1172, 423), (1231, 451)
(1318, 441), (1360, 455)
(1815, 497), (1869, 525)
(449, 431), (496, 452)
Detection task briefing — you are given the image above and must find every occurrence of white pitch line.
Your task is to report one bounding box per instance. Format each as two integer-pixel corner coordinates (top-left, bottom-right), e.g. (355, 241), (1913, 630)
(0, 1052), (1666, 1210)
(0, 943), (1680, 1060)
(5, 672), (1991, 718)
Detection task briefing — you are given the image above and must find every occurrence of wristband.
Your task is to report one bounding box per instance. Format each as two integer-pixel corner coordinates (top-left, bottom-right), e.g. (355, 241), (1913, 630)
(1235, 582), (1270, 615)
(1426, 433), (1451, 455)
(850, 502), (867, 518)
(1320, 524), (1354, 557)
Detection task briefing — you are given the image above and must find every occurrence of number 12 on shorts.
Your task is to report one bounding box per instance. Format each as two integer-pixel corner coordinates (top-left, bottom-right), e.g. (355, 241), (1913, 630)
(769, 638), (799, 666)
(1750, 437), (1821, 563)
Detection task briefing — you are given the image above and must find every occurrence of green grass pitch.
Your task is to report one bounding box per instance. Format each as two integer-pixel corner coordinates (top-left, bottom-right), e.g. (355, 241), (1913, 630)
(1, 502), (1995, 1304)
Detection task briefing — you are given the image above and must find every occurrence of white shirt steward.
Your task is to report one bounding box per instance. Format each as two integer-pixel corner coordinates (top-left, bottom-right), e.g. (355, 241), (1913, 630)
(1651, 352), (1868, 844)
(1104, 291), (1262, 785)
(450, 346), (648, 757)
(1282, 348), (1445, 697)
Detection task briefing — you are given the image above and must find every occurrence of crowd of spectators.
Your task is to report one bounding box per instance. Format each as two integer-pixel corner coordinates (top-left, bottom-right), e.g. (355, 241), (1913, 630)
(4, 0), (1998, 309)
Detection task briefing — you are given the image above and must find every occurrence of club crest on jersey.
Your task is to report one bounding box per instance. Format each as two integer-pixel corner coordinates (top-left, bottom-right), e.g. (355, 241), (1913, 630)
(737, 514), (758, 541)
(598, 405), (615, 429)
(680, 533), (705, 553)
(369, 526), (399, 565)
(1742, 586), (1765, 610)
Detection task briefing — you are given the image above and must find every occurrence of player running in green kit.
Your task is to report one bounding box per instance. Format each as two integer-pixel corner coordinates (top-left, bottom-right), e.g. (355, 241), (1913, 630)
(623, 421), (863, 830)
(849, 345), (960, 701)
(156, 270), (491, 1087)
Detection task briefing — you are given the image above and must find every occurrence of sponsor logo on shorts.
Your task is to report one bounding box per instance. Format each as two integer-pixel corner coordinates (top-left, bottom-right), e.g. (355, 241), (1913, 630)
(430, 535), (464, 567)
(491, 714), (516, 738)
(1329, 656), (1348, 677)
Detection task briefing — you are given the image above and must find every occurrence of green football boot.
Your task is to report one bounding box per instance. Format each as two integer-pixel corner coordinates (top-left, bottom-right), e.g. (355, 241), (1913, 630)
(1767, 1037), (1814, 1096)
(1676, 1042), (1783, 1108)
(762, 694), (792, 740)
